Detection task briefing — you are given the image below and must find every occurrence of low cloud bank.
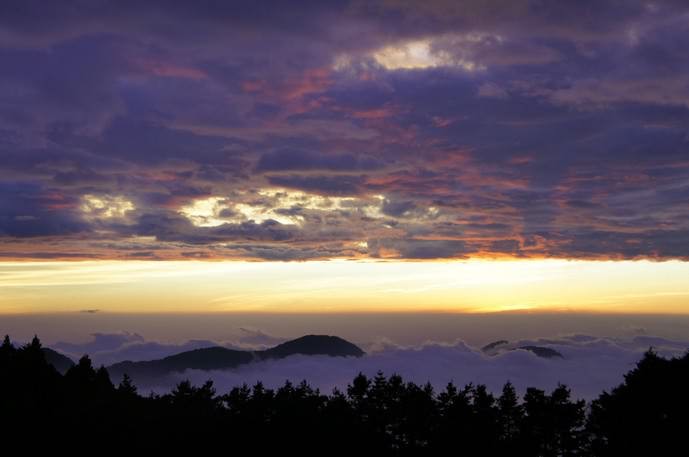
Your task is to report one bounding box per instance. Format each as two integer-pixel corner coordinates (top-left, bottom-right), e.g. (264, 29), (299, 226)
(47, 331), (689, 400)
(135, 334), (688, 400)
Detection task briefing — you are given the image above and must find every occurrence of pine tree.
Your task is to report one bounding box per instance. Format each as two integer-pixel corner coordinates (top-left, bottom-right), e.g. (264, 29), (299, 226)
(118, 373), (138, 396)
(498, 381), (523, 445)
(1, 335), (12, 350)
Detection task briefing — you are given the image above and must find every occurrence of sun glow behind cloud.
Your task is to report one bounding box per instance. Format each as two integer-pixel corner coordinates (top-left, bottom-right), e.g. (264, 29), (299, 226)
(81, 194), (135, 220)
(335, 36), (485, 72)
(1, 259), (688, 314)
(372, 39), (454, 70)
(178, 189), (387, 227)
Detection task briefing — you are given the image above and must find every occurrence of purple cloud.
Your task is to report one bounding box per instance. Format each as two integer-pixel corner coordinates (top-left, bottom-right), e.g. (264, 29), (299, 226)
(0, 1), (688, 260)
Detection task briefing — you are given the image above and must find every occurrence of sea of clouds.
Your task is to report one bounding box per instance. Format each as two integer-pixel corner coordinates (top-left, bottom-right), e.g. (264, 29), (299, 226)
(48, 331), (689, 400)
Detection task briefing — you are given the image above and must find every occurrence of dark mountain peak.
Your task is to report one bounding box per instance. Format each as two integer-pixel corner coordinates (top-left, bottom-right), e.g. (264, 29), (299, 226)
(158, 346), (254, 369)
(481, 341), (563, 359)
(108, 346), (254, 381)
(263, 334), (365, 359)
(518, 346), (564, 359)
(106, 335), (364, 384)
(42, 348), (74, 374)
(482, 340), (509, 353)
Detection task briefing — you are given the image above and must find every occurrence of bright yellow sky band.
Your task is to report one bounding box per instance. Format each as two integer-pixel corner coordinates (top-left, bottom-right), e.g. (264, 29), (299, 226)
(1, 259), (688, 314)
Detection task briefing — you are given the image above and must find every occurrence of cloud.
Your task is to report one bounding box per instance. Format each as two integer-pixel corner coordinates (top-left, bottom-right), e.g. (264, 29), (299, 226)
(477, 82), (508, 99)
(1, 1), (689, 260)
(368, 238), (473, 259)
(129, 211), (299, 244)
(54, 332), (146, 355)
(138, 334), (689, 400)
(0, 182), (86, 237)
(98, 117), (232, 166)
(256, 148), (384, 172)
(235, 327), (286, 349)
(266, 175), (366, 196)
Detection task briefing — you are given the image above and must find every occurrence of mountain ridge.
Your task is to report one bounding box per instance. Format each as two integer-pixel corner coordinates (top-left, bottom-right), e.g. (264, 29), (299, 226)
(106, 334), (364, 383)
(42, 348), (75, 374)
(481, 340), (564, 359)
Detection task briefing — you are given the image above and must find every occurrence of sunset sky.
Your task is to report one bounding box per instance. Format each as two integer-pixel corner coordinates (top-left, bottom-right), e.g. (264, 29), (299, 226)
(1, 1), (689, 318)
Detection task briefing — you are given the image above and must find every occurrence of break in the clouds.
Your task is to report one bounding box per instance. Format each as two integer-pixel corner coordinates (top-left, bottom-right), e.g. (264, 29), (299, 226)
(1, 1), (689, 260)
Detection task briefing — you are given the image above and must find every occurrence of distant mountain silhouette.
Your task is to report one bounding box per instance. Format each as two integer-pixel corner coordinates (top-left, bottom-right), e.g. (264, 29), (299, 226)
(42, 348), (74, 373)
(518, 345), (564, 359)
(108, 346), (254, 381)
(108, 334), (364, 382)
(481, 340), (564, 359)
(481, 340), (509, 353)
(262, 335), (365, 358)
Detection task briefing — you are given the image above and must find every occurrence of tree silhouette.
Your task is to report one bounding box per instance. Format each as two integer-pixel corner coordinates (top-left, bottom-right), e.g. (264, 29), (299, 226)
(117, 373), (138, 396)
(1, 334), (688, 456)
(1, 334), (13, 352)
(587, 349), (689, 456)
(498, 381), (523, 452)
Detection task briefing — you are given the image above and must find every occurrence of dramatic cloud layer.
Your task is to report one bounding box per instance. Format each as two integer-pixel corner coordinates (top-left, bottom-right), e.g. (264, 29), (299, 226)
(1, 1), (688, 260)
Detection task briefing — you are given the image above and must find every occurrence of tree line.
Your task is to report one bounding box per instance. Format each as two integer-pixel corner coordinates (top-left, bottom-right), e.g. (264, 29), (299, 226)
(1, 335), (687, 456)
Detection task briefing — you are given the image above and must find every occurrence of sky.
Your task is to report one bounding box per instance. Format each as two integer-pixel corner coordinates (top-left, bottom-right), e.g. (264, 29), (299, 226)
(2, 259), (689, 314)
(1, 1), (689, 322)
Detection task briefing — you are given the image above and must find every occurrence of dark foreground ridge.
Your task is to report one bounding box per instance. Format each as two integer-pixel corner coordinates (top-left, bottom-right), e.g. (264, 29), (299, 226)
(2, 334), (688, 456)
(106, 334), (365, 383)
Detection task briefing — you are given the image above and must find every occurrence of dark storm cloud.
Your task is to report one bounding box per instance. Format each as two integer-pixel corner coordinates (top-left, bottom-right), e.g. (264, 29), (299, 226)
(99, 118), (232, 165)
(1, 0), (688, 259)
(0, 35), (129, 121)
(553, 228), (689, 260)
(0, 182), (86, 237)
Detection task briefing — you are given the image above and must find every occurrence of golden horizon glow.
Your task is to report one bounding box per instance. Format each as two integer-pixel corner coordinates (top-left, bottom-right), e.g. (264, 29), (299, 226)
(1, 259), (688, 315)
